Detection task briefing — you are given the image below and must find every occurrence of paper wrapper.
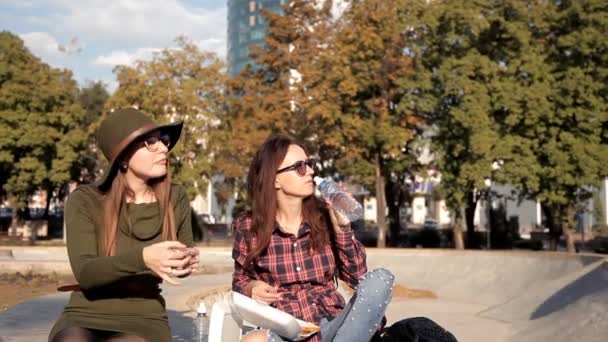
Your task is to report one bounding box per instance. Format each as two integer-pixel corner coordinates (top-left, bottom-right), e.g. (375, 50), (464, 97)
(231, 292), (320, 340)
(295, 319), (321, 340)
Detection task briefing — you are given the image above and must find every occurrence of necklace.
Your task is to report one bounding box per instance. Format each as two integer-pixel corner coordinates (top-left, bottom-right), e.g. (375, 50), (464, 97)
(126, 188), (156, 204)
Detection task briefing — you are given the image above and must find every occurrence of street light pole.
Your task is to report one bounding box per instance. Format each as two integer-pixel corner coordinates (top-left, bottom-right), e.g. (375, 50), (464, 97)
(485, 160), (503, 250)
(484, 179), (492, 249)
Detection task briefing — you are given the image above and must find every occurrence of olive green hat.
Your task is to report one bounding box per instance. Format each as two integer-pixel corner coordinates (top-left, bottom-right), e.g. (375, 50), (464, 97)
(95, 108), (183, 191)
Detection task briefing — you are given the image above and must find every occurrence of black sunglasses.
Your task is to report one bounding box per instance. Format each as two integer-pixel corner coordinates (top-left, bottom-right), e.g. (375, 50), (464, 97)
(142, 134), (171, 152)
(277, 158), (318, 176)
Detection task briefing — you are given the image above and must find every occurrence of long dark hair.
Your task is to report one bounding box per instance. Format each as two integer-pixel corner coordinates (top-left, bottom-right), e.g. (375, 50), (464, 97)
(244, 134), (330, 266)
(100, 137), (177, 256)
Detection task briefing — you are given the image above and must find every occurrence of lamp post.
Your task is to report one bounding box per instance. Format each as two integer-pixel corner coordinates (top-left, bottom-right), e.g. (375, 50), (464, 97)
(484, 177), (492, 249)
(485, 160), (504, 249)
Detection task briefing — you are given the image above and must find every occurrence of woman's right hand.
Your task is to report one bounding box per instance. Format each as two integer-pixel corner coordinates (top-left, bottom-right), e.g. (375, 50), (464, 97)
(142, 241), (191, 285)
(247, 280), (282, 305)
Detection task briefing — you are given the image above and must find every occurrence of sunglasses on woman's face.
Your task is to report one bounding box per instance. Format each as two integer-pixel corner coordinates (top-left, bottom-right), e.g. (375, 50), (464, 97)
(276, 158), (318, 177)
(142, 134), (171, 152)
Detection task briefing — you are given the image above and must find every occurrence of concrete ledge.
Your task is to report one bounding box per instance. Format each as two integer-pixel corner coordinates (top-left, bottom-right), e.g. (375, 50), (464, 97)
(0, 260), (73, 275)
(1, 247), (607, 342)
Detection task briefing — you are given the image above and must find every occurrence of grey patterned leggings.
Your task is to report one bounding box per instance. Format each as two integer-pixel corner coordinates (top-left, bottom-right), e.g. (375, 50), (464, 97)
(267, 268), (394, 342)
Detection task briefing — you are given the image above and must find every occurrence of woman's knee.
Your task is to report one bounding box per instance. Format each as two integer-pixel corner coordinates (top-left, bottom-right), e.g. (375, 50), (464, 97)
(51, 327), (95, 342)
(373, 268), (394, 280)
(358, 268), (394, 297)
(364, 268), (394, 284)
(241, 329), (269, 342)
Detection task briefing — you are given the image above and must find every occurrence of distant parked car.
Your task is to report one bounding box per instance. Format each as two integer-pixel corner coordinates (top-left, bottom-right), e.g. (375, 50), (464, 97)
(0, 207), (11, 233)
(423, 219), (439, 230)
(353, 221), (378, 247)
(29, 208), (46, 219)
(588, 236), (608, 254)
(49, 206), (64, 217)
(0, 207), (12, 218)
(198, 213), (215, 225)
(193, 213), (228, 242)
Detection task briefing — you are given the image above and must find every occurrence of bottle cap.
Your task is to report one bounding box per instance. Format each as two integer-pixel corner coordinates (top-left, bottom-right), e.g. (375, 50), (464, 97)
(197, 301), (206, 314)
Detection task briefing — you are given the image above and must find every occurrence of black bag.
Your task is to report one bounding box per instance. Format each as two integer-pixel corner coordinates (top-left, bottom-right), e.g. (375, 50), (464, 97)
(371, 317), (458, 342)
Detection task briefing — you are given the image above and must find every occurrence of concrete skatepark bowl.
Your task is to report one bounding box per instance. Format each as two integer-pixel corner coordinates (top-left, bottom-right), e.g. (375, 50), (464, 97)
(368, 249), (608, 342)
(0, 247), (606, 342)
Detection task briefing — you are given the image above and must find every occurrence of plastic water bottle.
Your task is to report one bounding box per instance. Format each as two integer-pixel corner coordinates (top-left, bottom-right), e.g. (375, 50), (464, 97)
(314, 176), (363, 223)
(194, 301), (209, 342)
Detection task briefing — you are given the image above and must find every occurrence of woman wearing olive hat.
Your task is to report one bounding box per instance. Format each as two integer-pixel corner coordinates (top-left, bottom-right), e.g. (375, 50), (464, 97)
(49, 108), (199, 342)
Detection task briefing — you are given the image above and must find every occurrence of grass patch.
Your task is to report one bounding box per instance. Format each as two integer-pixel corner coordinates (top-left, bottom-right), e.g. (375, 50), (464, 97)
(0, 271), (75, 312)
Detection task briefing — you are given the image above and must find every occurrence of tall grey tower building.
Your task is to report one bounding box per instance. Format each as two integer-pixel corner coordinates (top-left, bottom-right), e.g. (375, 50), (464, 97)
(227, 0), (287, 77)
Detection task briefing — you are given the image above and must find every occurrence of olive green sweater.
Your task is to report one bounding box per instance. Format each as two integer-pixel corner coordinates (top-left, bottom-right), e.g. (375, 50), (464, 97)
(49, 184), (193, 342)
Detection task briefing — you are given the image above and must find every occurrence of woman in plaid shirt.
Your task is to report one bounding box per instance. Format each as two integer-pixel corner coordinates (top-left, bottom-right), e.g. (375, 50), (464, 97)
(233, 134), (394, 342)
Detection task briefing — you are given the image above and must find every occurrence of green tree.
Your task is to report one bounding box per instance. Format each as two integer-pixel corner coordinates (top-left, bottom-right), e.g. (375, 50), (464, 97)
(403, 0), (608, 252)
(506, 0), (608, 251)
(77, 80), (109, 184)
(106, 36), (226, 201)
(399, 1), (526, 249)
(592, 189), (604, 231)
(218, 0), (336, 204)
(0, 31), (88, 229)
(323, 0), (424, 247)
(80, 81), (109, 128)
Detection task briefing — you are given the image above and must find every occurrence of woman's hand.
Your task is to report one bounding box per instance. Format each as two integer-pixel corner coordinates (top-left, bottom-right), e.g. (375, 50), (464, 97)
(327, 202), (352, 233)
(142, 241), (192, 285)
(183, 247), (200, 272)
(247, 280), (282, 305)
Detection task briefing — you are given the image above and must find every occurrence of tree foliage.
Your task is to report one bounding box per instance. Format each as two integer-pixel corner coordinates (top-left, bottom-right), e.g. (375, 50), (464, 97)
(77, 80), (109, 184)
(322, 0), (424, 246)
(402, 0), (608, 251)
(217, 0), (336, 205)
(0, 31), (88, 222)
(106, 37), (226, 200)
(511, 0), (608, 250)
(219, 1), (423, 246)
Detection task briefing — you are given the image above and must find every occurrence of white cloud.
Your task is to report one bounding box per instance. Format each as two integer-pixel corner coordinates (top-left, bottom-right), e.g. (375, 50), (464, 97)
(0, 0), (34, 8)
(11, 1), (227, 87)
(93, 36), (226, 70)
(36, 0), (226, 52)
(332, 0), (349, 18)
(197, 38), (226, 60)
(105, 79), (119, 94)
(94, 47), (160, 67)
(19, 32), (62, 59)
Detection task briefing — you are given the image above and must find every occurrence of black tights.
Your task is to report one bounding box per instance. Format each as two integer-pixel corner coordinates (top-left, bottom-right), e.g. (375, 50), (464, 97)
(52, 327), (148, 342)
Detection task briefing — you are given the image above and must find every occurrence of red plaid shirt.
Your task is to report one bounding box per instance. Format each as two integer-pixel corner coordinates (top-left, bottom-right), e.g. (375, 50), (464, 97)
(231, 214), (367, 340)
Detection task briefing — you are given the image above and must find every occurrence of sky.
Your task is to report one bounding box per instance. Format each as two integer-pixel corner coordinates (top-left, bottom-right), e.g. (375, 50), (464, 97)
(0, 0), (227, 92)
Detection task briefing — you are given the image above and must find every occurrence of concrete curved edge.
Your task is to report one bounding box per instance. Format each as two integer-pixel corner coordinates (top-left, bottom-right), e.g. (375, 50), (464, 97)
(363, 249), (608, 342)
(1, 247), (607, 342)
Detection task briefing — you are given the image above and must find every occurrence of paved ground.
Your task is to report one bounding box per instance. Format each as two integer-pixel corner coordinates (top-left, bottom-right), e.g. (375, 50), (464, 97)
(1, 247), (607, 342)
(0, 273), (229, 342)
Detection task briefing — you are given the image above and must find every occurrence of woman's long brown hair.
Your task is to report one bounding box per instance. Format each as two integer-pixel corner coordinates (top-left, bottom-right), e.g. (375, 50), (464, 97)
(244, 134), (330, 266)
(100, 154), (177, 256)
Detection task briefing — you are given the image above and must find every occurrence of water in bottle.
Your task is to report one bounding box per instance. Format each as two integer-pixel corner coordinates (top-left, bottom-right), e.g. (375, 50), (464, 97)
(194, 301), (209, 342)
(314, 177), (363, 222)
